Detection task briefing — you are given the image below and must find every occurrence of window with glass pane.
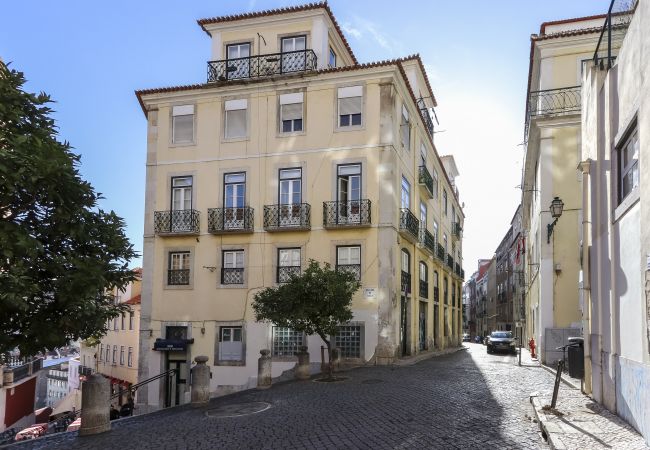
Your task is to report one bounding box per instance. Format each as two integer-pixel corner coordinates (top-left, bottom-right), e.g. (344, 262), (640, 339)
(278, 248), (301, 282)
(433, 221), (439, 247)
(129, 311), (134, 330)
(222, 250), (244, 285)
(338, 86), (362, 127)
(272, 327), (304, 357)
(168, 251), (190, 285)
(337, 164), (361, 221)
(420, 202), (427, 228)
(443, 234), (448, 254)
(329, 47), (336, 68)
(280, 93), (303, 133)
(401, 249), (410, 274)
(99, 344), (103, 362)
(420, 262), (427, 282)
(171, 177), (192, 211)
(443, 189), (448, 215)
(420, 143), (427, 167)
(618, 128), (639, 203)
(401, 105), (410, 149)
(224, 172), (246, 228)
(432, 169), (438, 199)
(279, 168), (302, 205)
(281, 36), (306, 72)
(105, 346), (110, 363)
(120, 346), (125, 365)
(172, 105), (194, 144)
(219, 326), (243, 361)
(225, 99), (247, 138)
(128, 347), (133, 367)
(226, 43), (250, 79)
(401, 177), (410, 209)
(335, 324), (362, 358)
(112, 346), (117, 364)
(337, 246), (361, 280)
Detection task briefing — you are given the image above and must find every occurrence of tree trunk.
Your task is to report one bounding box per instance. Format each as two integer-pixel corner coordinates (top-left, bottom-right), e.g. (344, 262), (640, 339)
(317, 333), (333, 380)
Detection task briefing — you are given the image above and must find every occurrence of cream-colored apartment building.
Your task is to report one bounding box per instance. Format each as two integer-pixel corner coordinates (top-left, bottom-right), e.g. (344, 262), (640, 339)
(135, 3), (464, 410)
(522, 14), (625, 364)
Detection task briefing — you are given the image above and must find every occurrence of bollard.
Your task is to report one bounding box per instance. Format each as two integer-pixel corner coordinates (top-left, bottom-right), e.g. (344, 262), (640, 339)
(190, 355), (211, 406)
(257, 349), (272, 389)
(79, 374), (111, 436)
(295, 346), (310, 380)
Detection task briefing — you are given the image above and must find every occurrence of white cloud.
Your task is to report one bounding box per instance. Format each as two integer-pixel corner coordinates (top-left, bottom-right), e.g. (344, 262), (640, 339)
(341, 22), (362, 39)
(341, 17), (396, 53)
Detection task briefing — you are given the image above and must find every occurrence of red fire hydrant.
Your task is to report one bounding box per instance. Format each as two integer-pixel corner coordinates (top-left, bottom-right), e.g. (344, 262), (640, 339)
(529, 337), (537, 359)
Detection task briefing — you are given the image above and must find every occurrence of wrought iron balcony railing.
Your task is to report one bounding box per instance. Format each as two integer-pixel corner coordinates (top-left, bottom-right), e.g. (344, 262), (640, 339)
(419, 227), (436, 255)
(401, 270), (411, 295)
(277, 265), (301, 283)
(208, 207), (254, 234)
(263, 203), (311, 231)
(452, 222), (462, 238)
(447, 254), (454, 269)
(221, 268), (244, 285)
(436, 244), (445, 261)
(336, 264), (361, 281)
(399, 208), (419, 242)
(527, 86), (581, 121)
(154, 210), (200, 235)
(207, 49), (317, 83)
(419, 280), (428, 299)
(323, 200), (371, 228)
(167, 269), (190, 286)
(418, 166), (434, 198)
(417, 97), (434, 139)
(0, 356), (43, 385)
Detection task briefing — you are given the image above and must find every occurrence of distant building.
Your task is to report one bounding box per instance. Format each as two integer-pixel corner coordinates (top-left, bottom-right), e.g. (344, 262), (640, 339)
(0, 355), (44, 432)
(45, 363), (69, 408)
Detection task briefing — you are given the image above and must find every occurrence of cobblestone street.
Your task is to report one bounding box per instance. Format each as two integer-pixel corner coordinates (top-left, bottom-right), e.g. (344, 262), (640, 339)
(15, 344), (563, 449)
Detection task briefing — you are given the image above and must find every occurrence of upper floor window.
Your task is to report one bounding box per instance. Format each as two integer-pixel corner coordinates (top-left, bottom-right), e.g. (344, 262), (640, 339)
(432, 169), (439, 199)
(226, 43), (251, 80)
(433, 221), (439, 246)
(401, 176), (410, 209)
(443, 189), (448, 215)
(278, 248), (301, 283)
(400, 105), (410, 150)
(338, 86), (362, 127)
(618, 126), (639, 204)
(443, 234), (448, 254)
(420, 201), (427, 228)
(401, 249), (410, 274)
(224, 173), (246, 209)
(219, 326), (243, 361)
(225, 99), (247, 139)
(281, 36), (307, 72)
(171, 176), (192, 211)
(172, 105), (194, 144)
(336, 245), (361, 281)
(329, 47), (337, 68)
(168, 251), (191, 286)
(128, 347), (133, 367)
(337, 164), (361, 204)
(279, 168), (302, 205)
(129, 311), (134, 330)
(420, 143), (427, 167)
(452, 205), (456, 224)
(222, 250), (244, 285)
(280, 93), (303, 133)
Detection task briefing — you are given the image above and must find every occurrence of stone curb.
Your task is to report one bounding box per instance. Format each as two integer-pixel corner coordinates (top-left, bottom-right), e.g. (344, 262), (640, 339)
(392, 345), (466, 367)
(530, 394), (566, 450)
(540, 364), (581, 390)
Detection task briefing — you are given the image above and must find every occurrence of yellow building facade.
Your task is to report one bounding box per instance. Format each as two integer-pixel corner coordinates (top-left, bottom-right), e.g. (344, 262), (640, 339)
(136, 3), (464, 410)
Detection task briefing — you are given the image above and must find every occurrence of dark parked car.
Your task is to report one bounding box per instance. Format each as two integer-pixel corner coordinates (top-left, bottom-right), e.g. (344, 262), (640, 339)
(486, 331), (516, 354)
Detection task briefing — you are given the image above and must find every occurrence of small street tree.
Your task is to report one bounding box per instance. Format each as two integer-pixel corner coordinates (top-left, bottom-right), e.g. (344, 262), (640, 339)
(0, 63), (137, 355)
(252, 260), (361, 378)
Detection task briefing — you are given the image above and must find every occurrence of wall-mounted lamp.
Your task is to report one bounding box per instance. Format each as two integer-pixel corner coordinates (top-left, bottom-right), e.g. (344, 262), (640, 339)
(547, 196), (564, 244)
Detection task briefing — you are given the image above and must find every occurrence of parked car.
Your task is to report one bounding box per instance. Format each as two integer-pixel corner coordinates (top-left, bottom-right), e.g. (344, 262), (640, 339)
(486, 331), (516, 354)
(462, 333), (470, 342)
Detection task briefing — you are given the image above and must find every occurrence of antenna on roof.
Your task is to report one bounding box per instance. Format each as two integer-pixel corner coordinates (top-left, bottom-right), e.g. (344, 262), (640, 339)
(257, 33), (267, 56)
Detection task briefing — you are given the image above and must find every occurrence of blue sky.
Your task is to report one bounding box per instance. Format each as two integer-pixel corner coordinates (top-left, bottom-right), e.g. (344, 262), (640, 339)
(1, 1), (608, 271)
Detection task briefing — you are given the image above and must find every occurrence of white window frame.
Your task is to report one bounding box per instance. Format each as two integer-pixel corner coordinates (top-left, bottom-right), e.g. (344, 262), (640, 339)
(224, 99), (248, 139)
(401, 176), (411, 210)
(279, 93), (304, 134)
(617, 126), (639, 204)
(401, 105), (410, 150)
(219, 326), (244, 362)
(171, 105), (194, 145)
(337, 85), (363, 128)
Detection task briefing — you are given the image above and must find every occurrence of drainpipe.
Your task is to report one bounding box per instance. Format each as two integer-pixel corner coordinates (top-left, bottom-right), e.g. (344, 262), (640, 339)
(578, 159), (593, 394)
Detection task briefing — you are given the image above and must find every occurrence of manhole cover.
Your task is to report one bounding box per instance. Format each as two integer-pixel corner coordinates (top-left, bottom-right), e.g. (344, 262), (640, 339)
(361, 379), (384, 384)
(313, 376), (349, 383)
(205, 401), (271, 418)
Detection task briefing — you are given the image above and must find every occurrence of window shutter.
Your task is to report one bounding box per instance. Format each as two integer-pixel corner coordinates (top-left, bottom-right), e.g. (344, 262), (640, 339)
(281, 103), (302, 121)
(279, 92), (303, 105)
(226, 109), (247, 138)
(338, 86), (363, 98)
(173, 115), (193, 143)
(339, 96), (362, 115)
(224, 99), (247, 111)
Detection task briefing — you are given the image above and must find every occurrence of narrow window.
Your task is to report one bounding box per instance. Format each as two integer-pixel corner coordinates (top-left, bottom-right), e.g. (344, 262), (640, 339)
(226, 43), (251, 80)
(432, 169), (439, 199)
(129, 311), (134, 330)
(279, 93), (303, 133)
(420, 143), (427, 167)
(400, 105), (410, 149)
(433, 221), (439, 247)
(419, 261), (428, 298)
(278, 248), (301, 283)
(338, 86), (362, 127)
(281, 36), (307, 72)
(618, 126), (639, 203)
(329, 47), (337, 68)
(127, 347), (133, 367)
(105, 346), (110, 363)
(420, 201), (427, 229)
(219, 326), (243, 361)
(112, 346), (117, 364)
(222, 250), (244, 285)
(443, 189), (448, 215)
(121, 313), (125, 330)
(225, 99), (248, 139)
(223, 172), (246, 229)
(337, 164), (361, 222)
(168, 251), (191, 285)
(337, 245), (361, 281)
(119, 346), (125, 365)
(99, 344), (103, 362)
(172, 105), (194, 144)
(171, 176), (192, 211)
(401, 176), (410, 210)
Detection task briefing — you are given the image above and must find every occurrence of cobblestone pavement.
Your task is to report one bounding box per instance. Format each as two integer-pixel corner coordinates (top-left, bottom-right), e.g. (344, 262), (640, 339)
(533, 387), (649, 450)
(13, 344), (563, 450)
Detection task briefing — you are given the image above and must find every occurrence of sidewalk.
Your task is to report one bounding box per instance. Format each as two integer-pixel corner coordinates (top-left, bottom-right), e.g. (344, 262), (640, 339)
(527, 357), (649, 450)
(393, 345), (465, 366)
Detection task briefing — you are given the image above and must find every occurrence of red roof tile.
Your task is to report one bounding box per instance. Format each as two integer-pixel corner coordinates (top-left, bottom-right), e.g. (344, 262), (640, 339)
(125, 294), (141, 305)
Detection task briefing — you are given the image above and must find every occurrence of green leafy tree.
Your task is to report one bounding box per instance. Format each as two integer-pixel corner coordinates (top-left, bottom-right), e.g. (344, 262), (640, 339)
(0, 63), (137, 355)
(252, 260), (361, 378)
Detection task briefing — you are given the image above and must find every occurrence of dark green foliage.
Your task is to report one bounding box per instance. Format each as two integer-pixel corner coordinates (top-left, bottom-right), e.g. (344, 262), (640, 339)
(0, 63), (137, 355)
(252, 260), (361, 346)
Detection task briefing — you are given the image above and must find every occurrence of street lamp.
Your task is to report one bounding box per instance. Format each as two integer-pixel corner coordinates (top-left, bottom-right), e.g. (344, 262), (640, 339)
(546, 196), (564, 244)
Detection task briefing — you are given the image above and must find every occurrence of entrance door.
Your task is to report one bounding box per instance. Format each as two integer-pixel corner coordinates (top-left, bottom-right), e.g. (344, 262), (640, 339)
(419, 302), (427, 351)
(165, 359), (188, 407)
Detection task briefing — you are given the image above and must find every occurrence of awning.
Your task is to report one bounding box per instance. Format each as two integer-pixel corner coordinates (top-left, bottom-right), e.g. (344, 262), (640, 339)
(153, 338), (194, 351)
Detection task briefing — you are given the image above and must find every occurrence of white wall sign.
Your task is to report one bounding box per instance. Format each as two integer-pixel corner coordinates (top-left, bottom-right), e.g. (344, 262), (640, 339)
(364, 288), (376, 298)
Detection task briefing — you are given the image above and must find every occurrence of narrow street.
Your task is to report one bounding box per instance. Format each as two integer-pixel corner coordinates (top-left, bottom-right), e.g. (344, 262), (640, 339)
(16, 344), (560, 449)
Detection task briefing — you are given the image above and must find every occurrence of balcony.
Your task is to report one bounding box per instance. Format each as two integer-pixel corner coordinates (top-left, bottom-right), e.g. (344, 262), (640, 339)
(401, 270), (411, 295)
(399, 209), (420, 243)
(277, 265), (301, 283)
(336, 264), (361, 281)
(154, 210), (200, 235)
(167, 269), (190, 286)
(263, 203), (311, 231)
(323, 200), (371, 228)
(452, 222), (462, 239)
(207, 49), (317, 83)
(221, 268), (244, 285)
(527, 86), (581, 126)
(416, 97), (434, 139)
(419, 280), (428, 299)
(436, 244), (445, 261)
(447, 254), (454, 270)
(1, 356), (43, 385)
(418, 166), (434, 198)
(419, 227), (436, 256)
(208, 207), (254, 234)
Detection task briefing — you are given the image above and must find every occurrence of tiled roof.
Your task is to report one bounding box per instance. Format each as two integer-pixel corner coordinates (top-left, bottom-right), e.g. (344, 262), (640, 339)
(197, 2), (358, 65)
(124, 294), (141, 305)
(538, 13), (607, 35)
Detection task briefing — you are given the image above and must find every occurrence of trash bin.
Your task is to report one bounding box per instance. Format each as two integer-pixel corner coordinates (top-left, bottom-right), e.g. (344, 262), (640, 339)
(567, 336), (584, 379)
